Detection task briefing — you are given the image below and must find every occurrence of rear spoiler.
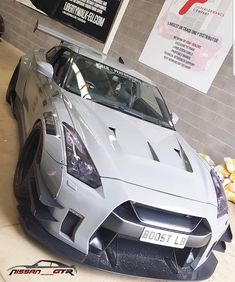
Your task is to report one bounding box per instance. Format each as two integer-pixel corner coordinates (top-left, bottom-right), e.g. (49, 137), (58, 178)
(33, 20), (101, 54)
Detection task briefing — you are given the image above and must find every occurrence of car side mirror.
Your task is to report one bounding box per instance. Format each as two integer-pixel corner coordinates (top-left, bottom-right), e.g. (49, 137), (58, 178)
(171, 112), (179, 125)
(36, 61), (54, 81)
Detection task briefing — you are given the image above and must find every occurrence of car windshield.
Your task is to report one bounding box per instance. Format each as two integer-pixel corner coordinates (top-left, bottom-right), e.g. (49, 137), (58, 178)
(64, 55), (173, 129)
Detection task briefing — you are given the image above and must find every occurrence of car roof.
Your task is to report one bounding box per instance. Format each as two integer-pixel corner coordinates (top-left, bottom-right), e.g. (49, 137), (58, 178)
(61, 43), (156, 86)
(34, 260), (67, 265)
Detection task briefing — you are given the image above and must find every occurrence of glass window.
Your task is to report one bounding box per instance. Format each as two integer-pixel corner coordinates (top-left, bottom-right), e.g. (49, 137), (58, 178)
(36, 261), (50, 267)
(51, 262), (59, 267)
(51, 49), (73, 85)
(46, 47), (60, 63)
(46, 47), (74, 85)
(63, 55), (173, 129)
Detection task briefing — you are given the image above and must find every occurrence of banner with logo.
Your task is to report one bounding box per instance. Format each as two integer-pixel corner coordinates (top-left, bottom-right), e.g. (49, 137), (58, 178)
(16, 0), (121, 43)
(139, 0), (233, 93)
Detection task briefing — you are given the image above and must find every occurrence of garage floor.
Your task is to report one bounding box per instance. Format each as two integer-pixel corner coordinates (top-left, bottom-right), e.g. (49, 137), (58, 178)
(0, 40), (235, 282)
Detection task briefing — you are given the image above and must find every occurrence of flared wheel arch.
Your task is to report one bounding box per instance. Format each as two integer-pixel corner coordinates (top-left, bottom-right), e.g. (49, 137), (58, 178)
(14, 120), (43, 205)
(6, 61), (20, 104)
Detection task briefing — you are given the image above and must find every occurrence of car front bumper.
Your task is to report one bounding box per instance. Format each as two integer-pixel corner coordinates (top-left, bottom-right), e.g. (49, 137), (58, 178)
(18, 204), (222, 281)
(18, 163), (233, 280)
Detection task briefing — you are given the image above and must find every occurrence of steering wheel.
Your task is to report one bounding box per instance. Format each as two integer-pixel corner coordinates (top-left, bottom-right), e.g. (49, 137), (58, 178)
(85, 81), (96, 90)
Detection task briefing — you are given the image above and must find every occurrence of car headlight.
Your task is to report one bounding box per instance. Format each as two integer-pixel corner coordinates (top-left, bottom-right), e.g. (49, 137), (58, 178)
(63, 122), (101, 188)
(210, 169), (228, 218)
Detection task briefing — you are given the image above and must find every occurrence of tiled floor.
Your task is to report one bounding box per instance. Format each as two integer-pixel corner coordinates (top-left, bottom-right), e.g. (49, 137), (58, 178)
(0, 40), (234, 282)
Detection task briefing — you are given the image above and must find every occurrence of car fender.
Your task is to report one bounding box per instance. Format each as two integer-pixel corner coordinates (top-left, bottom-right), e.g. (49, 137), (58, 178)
(38, 98), (74, 198)
(15, 52), (33, 100)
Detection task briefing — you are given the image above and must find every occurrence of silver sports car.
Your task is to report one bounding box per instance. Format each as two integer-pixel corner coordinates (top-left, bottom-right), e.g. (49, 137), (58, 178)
(6, 22), (232, 280)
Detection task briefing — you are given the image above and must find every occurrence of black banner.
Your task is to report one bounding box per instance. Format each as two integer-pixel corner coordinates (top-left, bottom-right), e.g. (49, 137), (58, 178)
(31, 0), (121, 43)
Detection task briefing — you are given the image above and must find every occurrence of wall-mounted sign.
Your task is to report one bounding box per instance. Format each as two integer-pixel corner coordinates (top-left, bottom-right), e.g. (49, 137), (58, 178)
(16, 0), (45, 13)
(16, 0), (121, 43)
(139, 0), (233, 93)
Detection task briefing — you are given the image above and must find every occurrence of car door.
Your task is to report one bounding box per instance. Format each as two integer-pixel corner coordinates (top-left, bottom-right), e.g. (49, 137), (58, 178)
(22, 49), (50, 136)
(22, 47), (74, 136)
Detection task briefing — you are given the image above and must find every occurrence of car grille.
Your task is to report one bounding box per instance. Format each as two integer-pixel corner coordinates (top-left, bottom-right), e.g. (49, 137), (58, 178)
(89, 201), (212, 269)
(132, 202), (211, 234)
(112, 201), (211, 236)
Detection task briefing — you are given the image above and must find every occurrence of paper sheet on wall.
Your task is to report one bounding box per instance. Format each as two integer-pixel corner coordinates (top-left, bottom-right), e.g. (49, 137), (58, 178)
(139, 0), (233, 93)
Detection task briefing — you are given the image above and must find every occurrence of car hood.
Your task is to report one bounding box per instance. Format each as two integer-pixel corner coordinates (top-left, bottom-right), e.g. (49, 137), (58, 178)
(62, 92), (216, 205)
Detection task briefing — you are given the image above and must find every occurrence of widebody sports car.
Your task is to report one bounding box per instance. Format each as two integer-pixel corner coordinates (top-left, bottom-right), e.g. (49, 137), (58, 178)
(6, 22), (232, 280)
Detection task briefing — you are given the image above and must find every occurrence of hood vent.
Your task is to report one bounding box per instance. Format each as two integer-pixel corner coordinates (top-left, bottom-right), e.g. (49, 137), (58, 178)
(175, 144), (193, 173)
(147, 142), (159, 162)
(174, 148), (181, 157)
(179, 145), (193, 173)
(108, 127), (116, 137)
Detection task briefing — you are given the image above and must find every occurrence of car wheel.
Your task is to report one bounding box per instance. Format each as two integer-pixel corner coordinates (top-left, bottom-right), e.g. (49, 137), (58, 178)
(6, 62), (20, 115)
(14, 122), (43, 206)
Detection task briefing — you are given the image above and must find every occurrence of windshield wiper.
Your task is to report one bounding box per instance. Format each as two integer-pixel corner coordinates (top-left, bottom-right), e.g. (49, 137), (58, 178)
(91, 99), (173, 129)
(91, 99), (124, 111)
(91, 99), (148, 120)
(120, 106), (174, 129)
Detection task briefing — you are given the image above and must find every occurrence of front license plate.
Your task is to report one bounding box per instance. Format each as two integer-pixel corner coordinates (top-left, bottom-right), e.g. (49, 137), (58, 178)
(140, 227), (189, 249)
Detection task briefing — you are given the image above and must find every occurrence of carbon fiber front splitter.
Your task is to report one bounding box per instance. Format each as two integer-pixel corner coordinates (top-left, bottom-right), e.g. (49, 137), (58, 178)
(18, 205), (218, 281)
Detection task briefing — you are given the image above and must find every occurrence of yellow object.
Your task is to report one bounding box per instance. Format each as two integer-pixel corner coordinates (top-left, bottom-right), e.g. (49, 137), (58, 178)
(200, 153), (215, 166)
(224, 158), (235, 174)
(225, 190), (235, 204)
(223, 178), (231, 187)
(199, 153), (235, 204)
(225, 183), (235, 193)
(214, 163), (230, 178)
(230, 173), (235, 183)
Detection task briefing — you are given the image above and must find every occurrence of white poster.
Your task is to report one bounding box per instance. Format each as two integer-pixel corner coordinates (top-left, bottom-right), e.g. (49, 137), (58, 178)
(139, 0), (233, 93)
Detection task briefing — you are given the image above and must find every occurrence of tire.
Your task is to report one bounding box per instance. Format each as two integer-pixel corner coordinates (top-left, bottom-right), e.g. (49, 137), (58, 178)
(14, 122), (43, 206)
(6, 63), (20, 105)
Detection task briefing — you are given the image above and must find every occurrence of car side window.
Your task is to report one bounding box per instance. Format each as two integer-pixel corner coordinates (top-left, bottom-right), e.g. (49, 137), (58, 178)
(37, 261), (50, 267)
(47, 47), (73, 86)
(46, 47), (60, 64)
